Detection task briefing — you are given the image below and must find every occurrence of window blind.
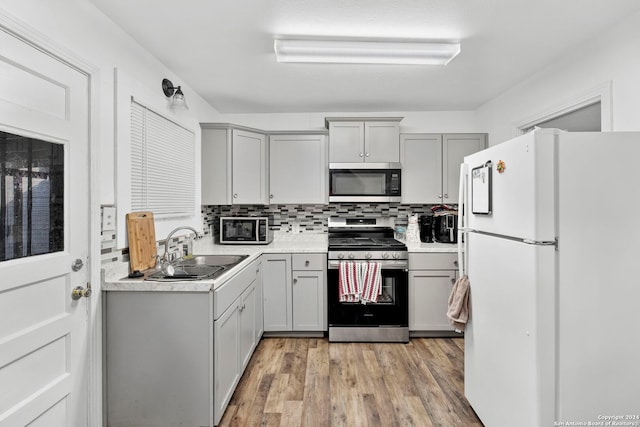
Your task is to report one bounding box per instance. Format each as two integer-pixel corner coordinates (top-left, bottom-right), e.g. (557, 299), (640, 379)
(130, 100), (195, 216)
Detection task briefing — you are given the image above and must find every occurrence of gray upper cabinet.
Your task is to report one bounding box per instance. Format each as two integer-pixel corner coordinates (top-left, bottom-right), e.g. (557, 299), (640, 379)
(400, 134), (443, 204)
(201, 125), (268, 205)
(232, 129), (268, 204)
(401, 133), (487, 204)
(269, 133), (328, 204)
(327, 117), (402, 163)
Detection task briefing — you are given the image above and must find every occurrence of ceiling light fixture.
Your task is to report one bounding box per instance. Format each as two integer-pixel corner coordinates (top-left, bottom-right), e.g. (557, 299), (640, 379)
(273, 38), (461, 66)
(162, 78), (188, 110)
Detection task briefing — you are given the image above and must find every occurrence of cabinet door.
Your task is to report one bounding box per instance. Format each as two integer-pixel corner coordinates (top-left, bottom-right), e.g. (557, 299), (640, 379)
(262, 254), (292, 331)
(232, 129), (267, 204)
(328, 121), (364, 163)
(201, 128), (231, 205)
(400, 134), (443, 204)
(214, 302), (240, 423)
(269, 134), (327, 204)
(409, 270), (457, 331)
(365, 121), (400, 162)
(442, 134), (487, 203)
(239, 283), (256, 370)
(292, 270), (326, 331)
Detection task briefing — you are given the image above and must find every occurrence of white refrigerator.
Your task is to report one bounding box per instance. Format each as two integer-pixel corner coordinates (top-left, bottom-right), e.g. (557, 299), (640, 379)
(459, 128), (640, 427)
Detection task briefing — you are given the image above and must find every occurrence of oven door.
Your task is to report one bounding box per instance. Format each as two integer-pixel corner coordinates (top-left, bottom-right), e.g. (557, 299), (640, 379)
(327, 261), (408, 327)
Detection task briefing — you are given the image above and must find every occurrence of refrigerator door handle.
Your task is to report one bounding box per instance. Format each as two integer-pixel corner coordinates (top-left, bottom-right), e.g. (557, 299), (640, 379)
(457, 163), (468, 278)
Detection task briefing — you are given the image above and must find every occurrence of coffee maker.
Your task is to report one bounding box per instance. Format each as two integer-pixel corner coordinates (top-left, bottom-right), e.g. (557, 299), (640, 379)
(419, 215), (434, 243)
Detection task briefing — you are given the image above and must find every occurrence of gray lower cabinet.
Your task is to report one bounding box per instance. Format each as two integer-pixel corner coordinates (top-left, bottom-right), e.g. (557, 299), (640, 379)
(213, 259), (261, 424)
(262, 253), (327, 332)
(105, 258), (262, 427)
(262, 254), (293, 331)
(292, 254), (327, 331)
(409, 252), (459, 334)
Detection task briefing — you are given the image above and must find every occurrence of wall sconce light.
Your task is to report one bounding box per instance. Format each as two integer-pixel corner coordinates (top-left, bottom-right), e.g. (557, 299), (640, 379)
(162, 78), (188, 110)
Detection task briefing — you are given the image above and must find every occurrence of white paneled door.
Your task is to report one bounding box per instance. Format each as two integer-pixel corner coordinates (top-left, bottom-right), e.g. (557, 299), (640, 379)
(0, 28), (91, 426)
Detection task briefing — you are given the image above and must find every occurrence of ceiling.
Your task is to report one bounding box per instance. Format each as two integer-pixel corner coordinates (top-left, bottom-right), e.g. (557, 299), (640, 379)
(88, 0), (640, 114)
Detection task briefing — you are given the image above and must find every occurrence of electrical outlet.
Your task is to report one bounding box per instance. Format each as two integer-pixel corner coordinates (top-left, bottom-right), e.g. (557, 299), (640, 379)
(102, 207), (116, 232)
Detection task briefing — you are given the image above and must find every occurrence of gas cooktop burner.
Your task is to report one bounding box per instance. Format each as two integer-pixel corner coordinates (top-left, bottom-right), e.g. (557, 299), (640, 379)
(328, 237), (406, 249)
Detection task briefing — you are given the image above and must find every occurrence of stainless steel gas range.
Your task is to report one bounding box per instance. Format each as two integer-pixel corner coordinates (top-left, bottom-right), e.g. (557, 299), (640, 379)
(327, 217), (409, 343)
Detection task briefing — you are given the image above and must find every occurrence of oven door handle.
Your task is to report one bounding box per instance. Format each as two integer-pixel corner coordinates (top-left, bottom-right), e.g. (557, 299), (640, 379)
(328, 260), (408, 270)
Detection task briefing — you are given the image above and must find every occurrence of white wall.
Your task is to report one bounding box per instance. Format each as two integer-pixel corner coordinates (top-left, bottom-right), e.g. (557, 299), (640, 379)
(0, 0), (220, 206)
(476, 9), (640, 145)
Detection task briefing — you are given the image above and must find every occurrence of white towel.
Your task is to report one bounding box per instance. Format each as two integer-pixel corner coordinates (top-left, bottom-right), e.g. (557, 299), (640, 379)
(447, 274), (470, 333)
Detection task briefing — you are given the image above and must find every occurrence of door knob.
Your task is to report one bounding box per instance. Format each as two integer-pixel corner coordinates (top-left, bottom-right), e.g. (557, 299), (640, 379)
(71, 283), (92, 300)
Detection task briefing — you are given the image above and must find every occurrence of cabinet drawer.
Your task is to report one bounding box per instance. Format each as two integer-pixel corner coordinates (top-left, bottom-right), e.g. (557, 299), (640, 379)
(292, 253), (326, 270)
(214, 259), (258, 320)
(409, 253), (458, 270)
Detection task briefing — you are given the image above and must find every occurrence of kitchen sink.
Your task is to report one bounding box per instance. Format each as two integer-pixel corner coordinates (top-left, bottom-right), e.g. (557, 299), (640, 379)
(144, 254), (249, 281)
(177, 254), (249, 267)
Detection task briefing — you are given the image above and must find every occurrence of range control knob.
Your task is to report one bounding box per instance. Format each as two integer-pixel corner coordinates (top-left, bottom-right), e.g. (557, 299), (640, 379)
(348, 252), (355, 260)
(337, 253), (345, 260)
(392, 252), (400, 259)
(365, 252), (372, 260)
(382, 252), (390, 259)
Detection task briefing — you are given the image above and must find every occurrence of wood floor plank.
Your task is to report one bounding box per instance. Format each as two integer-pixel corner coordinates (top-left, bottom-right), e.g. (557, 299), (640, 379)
(218, 337), (483, 427)
(279, 401), (303, 427)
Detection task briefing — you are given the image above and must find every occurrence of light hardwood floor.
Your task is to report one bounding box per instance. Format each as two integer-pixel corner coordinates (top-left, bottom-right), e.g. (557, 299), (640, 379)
(219, 337), (483, 427)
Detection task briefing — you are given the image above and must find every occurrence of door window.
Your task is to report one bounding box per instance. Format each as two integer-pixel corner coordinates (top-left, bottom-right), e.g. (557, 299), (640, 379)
(0, 130), (64, 261)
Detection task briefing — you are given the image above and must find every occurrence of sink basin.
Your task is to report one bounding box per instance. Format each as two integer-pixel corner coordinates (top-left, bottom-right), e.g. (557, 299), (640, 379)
(146, 265), (225, 281)
(177, 254), (249, 267)
(144, 254), (249, 282)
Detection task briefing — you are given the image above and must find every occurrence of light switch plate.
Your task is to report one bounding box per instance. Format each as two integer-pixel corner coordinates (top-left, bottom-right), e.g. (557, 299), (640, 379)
(102, 207), (116, 232)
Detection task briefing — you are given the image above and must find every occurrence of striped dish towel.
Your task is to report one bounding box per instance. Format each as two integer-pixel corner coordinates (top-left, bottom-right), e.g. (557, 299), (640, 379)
(361, 262), (382, 304)
(338, 261), (362, 302)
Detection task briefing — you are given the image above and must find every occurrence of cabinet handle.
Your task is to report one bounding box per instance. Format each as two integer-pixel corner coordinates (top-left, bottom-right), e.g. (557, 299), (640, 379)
(233, 193), (238, 198)
(451, 278), (456, 284)
(270, 194), (274, 199)
(365, 153), (370, 157)
(359, 153), (364, 157)
(305, 260), (310, 267)
(438, 194), (442, 198)
(453, 260), (458, 266)
(293, 278), (298, 284)
(444, 194), (449, 198)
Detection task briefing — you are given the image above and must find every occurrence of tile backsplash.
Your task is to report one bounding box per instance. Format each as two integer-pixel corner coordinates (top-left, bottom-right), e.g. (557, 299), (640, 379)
(202, 203), (439, 239)
(101, 203), (444, 266)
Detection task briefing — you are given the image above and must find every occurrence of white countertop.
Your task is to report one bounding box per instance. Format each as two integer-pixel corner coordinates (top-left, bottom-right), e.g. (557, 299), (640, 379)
(102, 232), (459, 292)
(405, 241), (459, 253)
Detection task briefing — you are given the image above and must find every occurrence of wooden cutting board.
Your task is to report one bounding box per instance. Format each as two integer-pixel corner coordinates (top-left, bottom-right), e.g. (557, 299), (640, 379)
(126, 211), (157, 273)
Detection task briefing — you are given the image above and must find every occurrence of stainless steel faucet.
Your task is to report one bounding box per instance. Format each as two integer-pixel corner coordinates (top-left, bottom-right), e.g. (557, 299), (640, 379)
(161, 226), (202, 275)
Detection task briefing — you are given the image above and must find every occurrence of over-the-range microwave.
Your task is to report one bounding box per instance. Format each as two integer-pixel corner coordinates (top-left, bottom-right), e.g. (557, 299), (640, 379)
(219, 217), (273, 244)
(329, 163), (401, 203)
